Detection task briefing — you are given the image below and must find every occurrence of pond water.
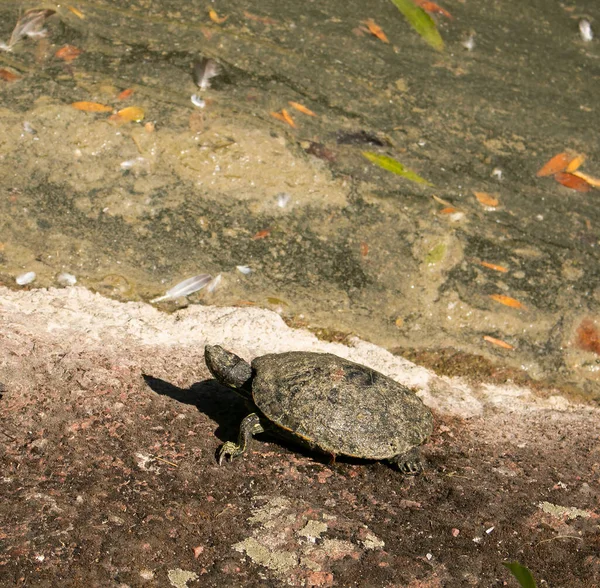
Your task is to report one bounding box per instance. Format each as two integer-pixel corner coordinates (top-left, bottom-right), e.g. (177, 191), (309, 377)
(0, 0), (598, 397)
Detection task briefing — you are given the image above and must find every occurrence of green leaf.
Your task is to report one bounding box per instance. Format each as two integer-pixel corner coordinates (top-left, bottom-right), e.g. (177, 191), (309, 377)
(425, 243), (446, 264)
(363, 152), (433, 186)
(502, 562), (538, 588)
(389, 0), (444, 51)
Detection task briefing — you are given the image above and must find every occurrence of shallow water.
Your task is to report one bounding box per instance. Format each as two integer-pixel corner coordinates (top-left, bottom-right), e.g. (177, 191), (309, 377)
(0, 0), (598, 396)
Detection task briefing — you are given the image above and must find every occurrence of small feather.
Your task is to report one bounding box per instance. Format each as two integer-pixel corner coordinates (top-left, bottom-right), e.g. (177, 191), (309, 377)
(16, 271), (36, 285)
(151, 274), (212, 303)
(236, 265), (252, 275)
(193, 58), (221, 91)
(207, 274), (222, 293)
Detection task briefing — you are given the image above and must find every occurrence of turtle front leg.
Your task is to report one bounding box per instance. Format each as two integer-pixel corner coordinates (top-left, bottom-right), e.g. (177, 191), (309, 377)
(218, 413), (265, 465)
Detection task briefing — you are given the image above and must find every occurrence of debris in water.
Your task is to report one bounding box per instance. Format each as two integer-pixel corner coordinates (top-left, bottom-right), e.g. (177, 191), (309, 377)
(536, 152), (573, 177)
(362, 19), (389, 43)
(489, 294), (526, 310)
(579, 19), (593, 42)
(461, 32), (476, 51)
(117, 88), (134, 100)
(288, 101), (316, 116)
(208, 9), (228, 24)
(109, 106), (145, 123)
(207, 274), (222, 293)
(56, 272), (77, 286)
(16, 271), (36, 286)
(554, 172), (592, 192)
(151, 274), (212, 303)
(0, 9), (55, 51)
(271, 109), (296, 128)
(193, 58), (221, 91)
(276, 192), (291, 208)
(191, 94), (206, 108)
(55, 44), (82, 62)
(236, 265), (252, 275)
(72, 101), (113, 113)
(473, 191), (499, 208)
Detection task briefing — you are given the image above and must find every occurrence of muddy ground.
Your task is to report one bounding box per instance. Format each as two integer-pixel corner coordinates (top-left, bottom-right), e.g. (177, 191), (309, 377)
(0, 287), (598, 587)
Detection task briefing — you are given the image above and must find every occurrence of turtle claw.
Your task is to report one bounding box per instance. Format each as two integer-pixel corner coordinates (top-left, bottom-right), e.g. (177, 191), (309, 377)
(218, 441), (241, 465)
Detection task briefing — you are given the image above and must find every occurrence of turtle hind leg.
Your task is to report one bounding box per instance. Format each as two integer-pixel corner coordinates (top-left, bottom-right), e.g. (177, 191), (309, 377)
(389, 447), (424, 475)
(218, 413), (265, 465)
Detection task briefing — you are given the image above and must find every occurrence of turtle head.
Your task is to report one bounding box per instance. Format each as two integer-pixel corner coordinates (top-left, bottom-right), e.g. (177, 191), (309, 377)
(205, 345), (253, 394)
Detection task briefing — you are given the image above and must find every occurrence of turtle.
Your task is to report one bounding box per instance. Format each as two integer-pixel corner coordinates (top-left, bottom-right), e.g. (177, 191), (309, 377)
(204, 345), (434, 474)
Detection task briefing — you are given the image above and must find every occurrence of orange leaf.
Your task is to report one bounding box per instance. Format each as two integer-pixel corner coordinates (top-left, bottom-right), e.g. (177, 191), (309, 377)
(572, 170), (600, 188)
(536, 152), (571, 177)
(109, 106), (145, 123)
(243, 11), (277, 25)
(554, 172), (592, 192)
(0, 68), (21, 82)
(55, 45), (82, 62)
(483, 335), (514, 350)
(208, 9), (228, 24)
(271, 109), (296, 128)
(72, 101), (113, 113)
(440, 206), (458, 214)
(576, 318), (600, 354)
(117, 88), (134, 100)
(474, 191), (499, 207)
(252, 229), (271, 240)
(67, 6), (85, 19)
(479, 261), (508, 273)
(413, 0), (453, 19)
(363, 19), (389, 43)
(360, 242), (369, 257)
(489, 294), (525, 309)
(288, 101), (316, 116)
(565, 153), (585, 172)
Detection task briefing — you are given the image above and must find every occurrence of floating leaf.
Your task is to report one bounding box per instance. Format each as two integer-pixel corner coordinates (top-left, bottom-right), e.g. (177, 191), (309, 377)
(288, 101), (316, 116)
(483, 335), (514, 350)
(363, 151), (433, 186)
(208, 9), (228, 24)
(271, 109), (296, 128)
(426, 243), (446, 264)
(252, 229), (271, 240)
(489, 294), (525, 310)
(502, 562), (537, 588)
(536, 152), (570, 177)
(55, 44), (82, 62)
(479, 261), (508, 273)
(151, 274), (212, 303)
(474, 191), (499, 207)
(363, 18), (389, 43)
(565, 153), (585, 172)
(117, 88), (134, 100)
(554, 172), (592, 192)
(267, 296), (289, 306)
(109, 106), (145, 123)
(572, 170), (600, 188)
(0, 68), (21, 82)
(67, 6), (85, 19)
(389, 0), (444, 51)
(576, 318), (600, 355)
(413, 0), (453, 19)
(440, 206), (458, 214)
(72, 101), (113, 112)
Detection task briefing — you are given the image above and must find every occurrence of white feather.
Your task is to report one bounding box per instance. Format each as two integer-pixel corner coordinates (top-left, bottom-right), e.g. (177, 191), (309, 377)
(151, 274), (212, 303)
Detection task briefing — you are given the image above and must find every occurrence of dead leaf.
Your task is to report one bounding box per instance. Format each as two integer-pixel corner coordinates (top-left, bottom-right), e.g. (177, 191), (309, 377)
(271, 109), (296, 128)
(554, 172), (592, 192)
(413, 0), (453, 19)
(572, 170), (600, 188)
(360, 242), (369, 257)
(474, 191), (499, 207)
(55, 44), (82, 62)
(288, 101), (316, 116)
(117, 88), (134, 100)
(440, 206), (459, 214)
(252, 229), (271, 240)
(244, 11), (278, 25)
(67, 6), (85, 19)
(489, 294), (526, 310)
(432, 194), (453, 207)
(363, 18), (389, 43)
(479, 261), (508, 273)
(208, 9), (228, 24)
(536, 152), (571, 177)
(0, 68), (21, 82)
(109, 106), (145, 123)
(565, 153), (586, 172)
(576, 318), (600, 355)
(483, 335), (514, 350)
(72, 101), (113, 113)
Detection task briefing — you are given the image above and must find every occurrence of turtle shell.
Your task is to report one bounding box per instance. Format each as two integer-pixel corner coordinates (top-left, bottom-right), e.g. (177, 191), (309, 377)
(250, 352), (433, 460)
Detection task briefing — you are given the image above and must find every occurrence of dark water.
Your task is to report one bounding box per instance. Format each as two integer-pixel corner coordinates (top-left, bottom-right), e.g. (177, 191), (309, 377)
(0, 0), (599, 396)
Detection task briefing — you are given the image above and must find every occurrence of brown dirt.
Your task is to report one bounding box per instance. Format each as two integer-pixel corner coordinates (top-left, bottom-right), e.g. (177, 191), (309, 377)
(0, 288), (599, 587)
